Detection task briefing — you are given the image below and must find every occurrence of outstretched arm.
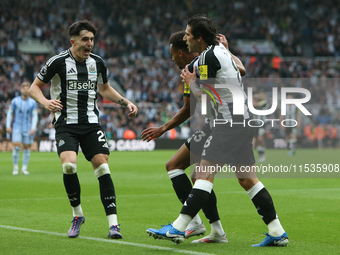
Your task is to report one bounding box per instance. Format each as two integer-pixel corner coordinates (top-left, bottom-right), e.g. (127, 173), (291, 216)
(141, 95), (194, 142)
(98, 82), (138, 118)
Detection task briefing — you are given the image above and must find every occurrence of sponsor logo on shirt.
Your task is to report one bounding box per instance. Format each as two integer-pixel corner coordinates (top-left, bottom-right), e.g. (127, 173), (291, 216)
(67, 68), (76, 74)
(67, 80), (96, 90)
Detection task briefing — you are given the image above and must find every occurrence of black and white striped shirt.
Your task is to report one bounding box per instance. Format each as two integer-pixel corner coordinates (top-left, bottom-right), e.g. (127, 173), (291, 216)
(198, 43), (250, 123)
(38, 49), (108, 125)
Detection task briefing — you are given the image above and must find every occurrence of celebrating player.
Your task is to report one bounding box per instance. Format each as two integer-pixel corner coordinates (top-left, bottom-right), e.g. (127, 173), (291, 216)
(143, 31), (246, 243)
(143, 31), (227, 243)
(148, 14), (289, 247)
(29, 20), (138, 239)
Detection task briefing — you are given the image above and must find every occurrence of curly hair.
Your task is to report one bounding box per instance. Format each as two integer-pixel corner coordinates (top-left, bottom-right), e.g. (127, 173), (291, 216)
(169, 31), (188, 51)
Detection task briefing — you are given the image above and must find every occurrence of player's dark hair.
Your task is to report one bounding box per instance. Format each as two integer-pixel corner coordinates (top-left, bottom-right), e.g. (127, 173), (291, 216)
(187, 14), (218, 46)
(68, 20), (97, 37)
(169, 31), (188, 51)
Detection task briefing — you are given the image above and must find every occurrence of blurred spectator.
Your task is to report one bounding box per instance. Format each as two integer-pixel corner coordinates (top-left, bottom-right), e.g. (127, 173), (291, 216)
(123, 129), (136, 140)
(316, 107), (332, 125)
(180, 123), (190, 139)
(1, 0), (340, 146)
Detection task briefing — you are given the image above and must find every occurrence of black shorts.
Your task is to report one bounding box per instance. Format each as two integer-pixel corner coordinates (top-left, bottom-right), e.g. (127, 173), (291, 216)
(201, 123), (255, 166)
(185, 123), (212, 156)
(55, 123), (110, 161)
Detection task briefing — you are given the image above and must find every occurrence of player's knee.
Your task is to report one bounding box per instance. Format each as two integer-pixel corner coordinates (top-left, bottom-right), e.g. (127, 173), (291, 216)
(62, 163), (77, 174)
(94, 163), (110, 178)
(165, 160), (172, 171)
(166, 162), (183, 172)
(238, 178), (259, 190)
(166, 159), (188, 172)
(166, 159), (178, 172)
(238, 178), (249, 190)
(190, 164), (198, 181)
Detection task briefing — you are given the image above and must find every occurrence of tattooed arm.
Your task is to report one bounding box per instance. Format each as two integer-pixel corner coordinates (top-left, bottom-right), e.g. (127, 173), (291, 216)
(117, 98), (128, 107)
(98, 82), (138, 117)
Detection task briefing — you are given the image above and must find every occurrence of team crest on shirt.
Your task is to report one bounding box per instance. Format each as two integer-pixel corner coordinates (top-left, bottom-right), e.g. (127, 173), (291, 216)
(88, 65), (96, 73)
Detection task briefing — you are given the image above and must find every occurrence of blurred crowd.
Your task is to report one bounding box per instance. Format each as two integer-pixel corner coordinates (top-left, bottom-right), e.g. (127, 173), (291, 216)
(0, 0), (339, 147)
(306, 0), (340, 56)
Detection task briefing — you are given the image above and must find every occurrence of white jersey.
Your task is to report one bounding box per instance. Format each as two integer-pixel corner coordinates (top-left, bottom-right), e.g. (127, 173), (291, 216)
(198, 43), (250, 124)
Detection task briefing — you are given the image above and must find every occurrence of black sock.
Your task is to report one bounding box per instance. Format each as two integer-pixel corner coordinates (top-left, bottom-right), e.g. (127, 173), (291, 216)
(171, 174), (192, 204)
(251, 188), (277, 224)
(201, 189), (220, 223)
(98, 174), (117, 215)
(180, 188), (211, 217)
(63, 173), (81, 207)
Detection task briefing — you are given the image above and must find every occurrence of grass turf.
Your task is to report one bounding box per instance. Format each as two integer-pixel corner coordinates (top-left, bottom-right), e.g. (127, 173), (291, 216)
(0, 149), (339, 254)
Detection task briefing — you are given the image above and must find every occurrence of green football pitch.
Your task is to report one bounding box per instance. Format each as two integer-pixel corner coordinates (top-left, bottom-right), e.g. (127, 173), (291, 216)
(0, 149), (339, 255)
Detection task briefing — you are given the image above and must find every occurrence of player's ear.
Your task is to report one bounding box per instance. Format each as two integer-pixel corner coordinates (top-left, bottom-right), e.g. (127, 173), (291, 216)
(70, 37), (75, 46)
(178, 50), (183, 57)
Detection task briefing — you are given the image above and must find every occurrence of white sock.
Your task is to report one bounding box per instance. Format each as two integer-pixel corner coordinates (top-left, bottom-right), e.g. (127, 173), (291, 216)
(268, 218), (285, 237)
(247, 181), (265, 199)
(172, 214), (192, 232)
(108, 214), (118, 227)
(72, 204), (84, 217)
(189, 214), (202, 226)
(210, 220), (225, 236)
(167, 169), (185, 179)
